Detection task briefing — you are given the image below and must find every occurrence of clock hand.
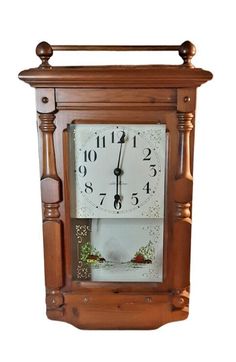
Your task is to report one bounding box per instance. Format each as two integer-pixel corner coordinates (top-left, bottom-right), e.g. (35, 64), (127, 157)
(117, 141), (123, 170)
(114, 168), (121, 205)
(114, 133), (125, 207)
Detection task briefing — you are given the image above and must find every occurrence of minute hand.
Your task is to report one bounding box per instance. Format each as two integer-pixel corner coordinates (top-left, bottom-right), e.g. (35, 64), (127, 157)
(117, 141), (123, 169)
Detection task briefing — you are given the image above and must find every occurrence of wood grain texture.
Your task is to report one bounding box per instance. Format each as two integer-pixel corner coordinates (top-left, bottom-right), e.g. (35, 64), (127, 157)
(19, 42), (212, 330)
(62, 292), (178, 330)
(43, 221), (63, 288)
(56, 88), (176, 103)
(19, 65), (212, 88)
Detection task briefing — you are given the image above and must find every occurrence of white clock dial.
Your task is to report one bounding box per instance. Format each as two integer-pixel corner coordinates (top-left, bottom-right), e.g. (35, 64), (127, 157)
(69, 124), (166, 218)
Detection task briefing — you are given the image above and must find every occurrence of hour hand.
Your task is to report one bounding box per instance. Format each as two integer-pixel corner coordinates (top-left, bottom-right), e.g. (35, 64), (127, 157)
(114, 168), (122, 202)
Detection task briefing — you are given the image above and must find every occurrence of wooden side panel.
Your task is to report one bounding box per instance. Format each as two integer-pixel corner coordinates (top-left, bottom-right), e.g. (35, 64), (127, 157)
(172, 220), (191, 288)
(43, 221), (63, 288)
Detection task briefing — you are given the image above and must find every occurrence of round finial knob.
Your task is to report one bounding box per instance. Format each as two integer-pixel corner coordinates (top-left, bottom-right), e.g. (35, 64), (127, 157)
(36, 41), (53, 68)
(179, 41), (196, 68)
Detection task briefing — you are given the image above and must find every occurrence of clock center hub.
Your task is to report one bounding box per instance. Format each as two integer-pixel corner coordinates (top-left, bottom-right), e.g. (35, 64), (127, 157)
(114, 167), (122, 176)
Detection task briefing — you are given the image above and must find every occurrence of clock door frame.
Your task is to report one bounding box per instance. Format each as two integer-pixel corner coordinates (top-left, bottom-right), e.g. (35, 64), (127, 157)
(38, 84), (195, 329)
(63, 114), (174, 291)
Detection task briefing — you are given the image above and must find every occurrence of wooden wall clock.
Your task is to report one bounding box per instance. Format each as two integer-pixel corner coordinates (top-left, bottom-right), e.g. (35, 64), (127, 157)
(19, 41), (212, 330)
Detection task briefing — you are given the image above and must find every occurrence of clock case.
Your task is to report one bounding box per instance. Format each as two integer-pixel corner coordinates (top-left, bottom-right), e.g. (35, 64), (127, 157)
(19, 41), (212, 330)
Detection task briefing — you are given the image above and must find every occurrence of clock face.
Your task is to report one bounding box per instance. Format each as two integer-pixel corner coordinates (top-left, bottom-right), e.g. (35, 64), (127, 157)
(69, 124), (166, 218)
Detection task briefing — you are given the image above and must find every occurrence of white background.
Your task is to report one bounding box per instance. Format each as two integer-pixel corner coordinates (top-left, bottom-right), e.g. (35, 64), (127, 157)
(1, 0), (235, 361)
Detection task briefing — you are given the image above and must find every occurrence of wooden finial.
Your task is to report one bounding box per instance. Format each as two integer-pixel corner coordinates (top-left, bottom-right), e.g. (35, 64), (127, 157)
(36, 41), (53, 68)
(179, 41), (196, 68)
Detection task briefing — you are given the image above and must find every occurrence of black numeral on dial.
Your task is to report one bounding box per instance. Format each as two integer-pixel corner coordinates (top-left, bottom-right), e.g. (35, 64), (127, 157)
(99, 193), (106, 205)
(143, 148), (151, 161)
(85, 182), (93, 193)
(131, 192), (139, 205)
(114, 199), (122, 210)
(111, 130), (126, 144)
(96, 135), (106, 148)
(143, 182), (150, 194)
(149, 164), (157, 177)
(84, 150), (97, 162)
(78, 165), (87, 177)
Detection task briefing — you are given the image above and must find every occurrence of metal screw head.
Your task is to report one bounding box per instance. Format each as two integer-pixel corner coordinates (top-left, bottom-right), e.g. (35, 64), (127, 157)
(42, 96), (49, 104)
(83, 296), (89, 304)
(184, 96), (191, 103)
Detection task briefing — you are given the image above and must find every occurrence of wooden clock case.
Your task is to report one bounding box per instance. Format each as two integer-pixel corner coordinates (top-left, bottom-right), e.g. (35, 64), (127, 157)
(19, 41), (212, 330)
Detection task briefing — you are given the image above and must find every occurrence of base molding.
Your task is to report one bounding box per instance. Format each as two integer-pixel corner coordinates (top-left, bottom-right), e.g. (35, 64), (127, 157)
(46, 287), (189, 330)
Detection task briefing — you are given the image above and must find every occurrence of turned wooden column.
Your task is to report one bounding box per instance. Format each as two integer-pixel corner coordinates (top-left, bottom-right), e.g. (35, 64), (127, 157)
(171, 88), (195, 311)
(176, 112), (194, 180)
(38, 111), (64, 317)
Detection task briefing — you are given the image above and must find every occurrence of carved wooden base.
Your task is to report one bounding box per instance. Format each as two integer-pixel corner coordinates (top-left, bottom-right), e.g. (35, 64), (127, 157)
(46, 288), (189, 329)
